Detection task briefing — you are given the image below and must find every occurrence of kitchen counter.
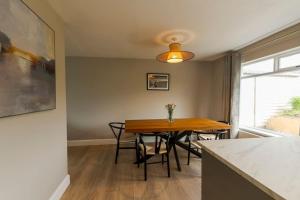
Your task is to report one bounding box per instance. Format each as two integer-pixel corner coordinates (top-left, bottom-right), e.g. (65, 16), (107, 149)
(199, 137), (300, 200)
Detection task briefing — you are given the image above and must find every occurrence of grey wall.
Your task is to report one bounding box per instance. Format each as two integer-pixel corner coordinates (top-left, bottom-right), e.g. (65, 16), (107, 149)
(66, 57), (212, 140)
(0, 0), (68, 200)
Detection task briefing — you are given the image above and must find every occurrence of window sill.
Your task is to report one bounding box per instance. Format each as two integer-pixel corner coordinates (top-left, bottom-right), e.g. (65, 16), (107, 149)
(239, 127), (289, 138)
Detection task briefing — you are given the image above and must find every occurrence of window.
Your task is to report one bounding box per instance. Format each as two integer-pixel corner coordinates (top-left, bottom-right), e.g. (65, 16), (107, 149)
(279, 52), (300, 69)
(240, 48), (300, 136)
(242, 58), (274, 77)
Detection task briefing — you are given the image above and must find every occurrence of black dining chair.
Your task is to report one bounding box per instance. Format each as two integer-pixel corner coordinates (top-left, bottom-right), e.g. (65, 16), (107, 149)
(187, 121), (229, 165)
(109, 122), (137, 164)
(137, 133), (170, 181)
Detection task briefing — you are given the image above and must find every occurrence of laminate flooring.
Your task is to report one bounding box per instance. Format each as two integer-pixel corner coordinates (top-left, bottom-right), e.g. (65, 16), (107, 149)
(61, 145), (202, 200)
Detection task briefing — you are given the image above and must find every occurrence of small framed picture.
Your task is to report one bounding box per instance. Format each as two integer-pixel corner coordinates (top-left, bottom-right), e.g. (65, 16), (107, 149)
(147, 73), (169, 91)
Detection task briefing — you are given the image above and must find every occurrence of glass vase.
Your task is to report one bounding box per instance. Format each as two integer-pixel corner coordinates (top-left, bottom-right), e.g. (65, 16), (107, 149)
(168, 110), (174, 123)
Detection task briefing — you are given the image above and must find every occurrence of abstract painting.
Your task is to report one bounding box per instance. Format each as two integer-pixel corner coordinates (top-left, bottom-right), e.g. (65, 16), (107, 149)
(0, 0), (55, 118)
(147, 73), (169, 91)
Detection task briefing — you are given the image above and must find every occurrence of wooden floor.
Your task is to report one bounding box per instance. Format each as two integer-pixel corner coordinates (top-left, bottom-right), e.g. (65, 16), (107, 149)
(62, 145), (202, 200)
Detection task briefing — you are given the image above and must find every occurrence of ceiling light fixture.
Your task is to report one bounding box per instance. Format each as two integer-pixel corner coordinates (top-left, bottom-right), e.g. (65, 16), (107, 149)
(156, 38), (195, 64)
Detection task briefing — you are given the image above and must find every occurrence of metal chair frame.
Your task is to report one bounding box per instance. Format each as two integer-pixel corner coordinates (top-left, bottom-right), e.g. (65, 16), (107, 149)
(137, 133), (171, 181)
(187, 121), (229, 165)
(109, 122), (136, 164)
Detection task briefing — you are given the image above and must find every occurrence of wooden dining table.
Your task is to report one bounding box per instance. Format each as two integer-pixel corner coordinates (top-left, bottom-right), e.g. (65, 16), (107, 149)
(125, 118), (231, 171)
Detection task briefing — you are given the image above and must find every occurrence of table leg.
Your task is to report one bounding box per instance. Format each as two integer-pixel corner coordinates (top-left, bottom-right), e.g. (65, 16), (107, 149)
(172, 130), (193, 171)
(173, 143), (181, 171)
(169, 131), (184, 171)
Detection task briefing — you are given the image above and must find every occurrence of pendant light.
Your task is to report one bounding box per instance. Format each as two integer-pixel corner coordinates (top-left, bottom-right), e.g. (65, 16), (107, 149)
(156, 39), (195, 63)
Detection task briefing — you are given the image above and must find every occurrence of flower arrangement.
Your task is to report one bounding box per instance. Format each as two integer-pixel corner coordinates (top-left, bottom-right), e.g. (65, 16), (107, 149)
(166, 104), (176, 122)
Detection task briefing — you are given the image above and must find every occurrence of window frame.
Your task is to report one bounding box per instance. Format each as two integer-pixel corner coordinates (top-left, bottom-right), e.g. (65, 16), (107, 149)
(278, 49), (300, 69)
(240, 47), (300, 136)
(241, 57), (275, 78)
(242, 48), (300, 79)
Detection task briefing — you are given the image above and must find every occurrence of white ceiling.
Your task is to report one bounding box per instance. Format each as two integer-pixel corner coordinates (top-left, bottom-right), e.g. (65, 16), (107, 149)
(47, 0), (300, 61)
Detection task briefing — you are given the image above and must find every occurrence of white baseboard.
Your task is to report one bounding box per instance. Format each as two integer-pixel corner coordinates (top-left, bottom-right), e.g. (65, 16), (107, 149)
(68, 139), (116, 147)
(49, 174), (70, 200)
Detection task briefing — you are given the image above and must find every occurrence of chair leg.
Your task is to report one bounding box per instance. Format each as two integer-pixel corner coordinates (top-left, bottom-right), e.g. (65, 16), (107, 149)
(115, 142), (120, 164)
(135, 139), (139, 168)
(222, 133), (225, 139)
(161, 154), (164, 165)
(166, 153), (170, 177)
(215, 133), (219, 140)
(137, 150), (140, 168)
(144, 156), (147, 181)
(187, 141), (191, 165)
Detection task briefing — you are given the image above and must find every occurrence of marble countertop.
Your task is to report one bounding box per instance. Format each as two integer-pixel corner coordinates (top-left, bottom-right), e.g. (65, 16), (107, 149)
(199, 137), (300, 200)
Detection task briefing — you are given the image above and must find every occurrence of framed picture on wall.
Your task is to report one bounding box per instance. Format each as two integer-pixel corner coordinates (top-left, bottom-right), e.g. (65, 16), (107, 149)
(0, 0), (56, 118)
(147, 73), (169, 91)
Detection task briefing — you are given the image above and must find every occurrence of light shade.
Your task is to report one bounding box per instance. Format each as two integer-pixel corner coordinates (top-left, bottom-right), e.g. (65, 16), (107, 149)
(157, 42), (195, 63)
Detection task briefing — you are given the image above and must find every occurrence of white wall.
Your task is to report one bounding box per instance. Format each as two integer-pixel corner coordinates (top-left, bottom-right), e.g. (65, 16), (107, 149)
(0, 0), (68, 200)
(66, 57), (212, 140)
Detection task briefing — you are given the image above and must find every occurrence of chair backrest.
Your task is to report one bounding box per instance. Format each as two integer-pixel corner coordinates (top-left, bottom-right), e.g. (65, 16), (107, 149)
(139, 133), (169, 154)
(193, 121), (229, 140)
(109, 122), (125, 140)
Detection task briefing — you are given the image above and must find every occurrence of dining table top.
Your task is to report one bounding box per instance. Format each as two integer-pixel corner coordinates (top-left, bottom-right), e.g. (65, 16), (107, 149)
(125, 118), (231, 133)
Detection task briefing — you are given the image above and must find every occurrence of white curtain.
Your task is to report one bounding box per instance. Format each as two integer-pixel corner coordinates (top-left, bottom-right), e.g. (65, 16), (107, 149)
(228, 52), (242, 138)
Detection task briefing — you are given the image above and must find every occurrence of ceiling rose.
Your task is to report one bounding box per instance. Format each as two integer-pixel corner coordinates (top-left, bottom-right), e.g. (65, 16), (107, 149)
(155, 29), (195, 46)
